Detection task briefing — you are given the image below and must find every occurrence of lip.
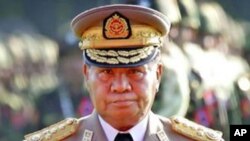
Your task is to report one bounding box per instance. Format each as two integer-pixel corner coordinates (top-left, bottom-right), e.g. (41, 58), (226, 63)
(111, 99), (136, 107)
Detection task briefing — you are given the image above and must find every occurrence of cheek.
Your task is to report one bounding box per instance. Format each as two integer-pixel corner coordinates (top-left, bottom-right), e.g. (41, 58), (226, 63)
(87, 78), (110, 106)
(144, 74), (158, 91)
(134, 76), (157, 101)
(87, 73), (109, 92)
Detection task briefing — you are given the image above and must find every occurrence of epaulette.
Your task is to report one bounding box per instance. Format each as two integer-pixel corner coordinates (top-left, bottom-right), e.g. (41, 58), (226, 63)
(24, 118), (79, 141)
(170, 116), (224, 141)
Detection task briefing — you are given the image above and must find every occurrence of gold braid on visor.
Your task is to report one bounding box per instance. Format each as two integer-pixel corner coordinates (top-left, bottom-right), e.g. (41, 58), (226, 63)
(79, 25), (163, 50)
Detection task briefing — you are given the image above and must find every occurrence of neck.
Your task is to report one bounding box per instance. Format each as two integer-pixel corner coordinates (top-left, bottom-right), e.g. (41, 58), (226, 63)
(107, 117), (141, 131)
(102, 114), (148, 131)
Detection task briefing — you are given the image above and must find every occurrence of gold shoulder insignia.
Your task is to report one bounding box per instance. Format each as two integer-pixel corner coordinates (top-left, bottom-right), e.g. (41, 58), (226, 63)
(24, 118), (79, 141)
(170, 116), (224, 141)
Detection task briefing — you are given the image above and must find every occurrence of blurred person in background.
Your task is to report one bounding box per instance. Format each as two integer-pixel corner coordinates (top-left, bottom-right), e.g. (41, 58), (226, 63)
(0, 23), (59, 140)
(153, 0), (191, 118)
(156, 0), (250, 140)
(36, 39), (94, 129)
(0, 21), (92, 141)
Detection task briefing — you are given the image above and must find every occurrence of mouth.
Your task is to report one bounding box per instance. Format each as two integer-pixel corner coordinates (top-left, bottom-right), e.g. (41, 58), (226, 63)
(111, 99), (136, 107)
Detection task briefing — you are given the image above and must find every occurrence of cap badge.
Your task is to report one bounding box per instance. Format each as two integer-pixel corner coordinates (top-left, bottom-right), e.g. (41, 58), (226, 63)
(103, 12), (131, 39)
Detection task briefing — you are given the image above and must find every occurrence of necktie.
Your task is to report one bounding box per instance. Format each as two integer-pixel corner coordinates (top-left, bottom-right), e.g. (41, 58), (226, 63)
(114, 133), (133, 141)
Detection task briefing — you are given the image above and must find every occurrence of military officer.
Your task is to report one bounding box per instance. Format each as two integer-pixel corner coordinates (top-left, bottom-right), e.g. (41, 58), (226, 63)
(24, 4), (224, 141)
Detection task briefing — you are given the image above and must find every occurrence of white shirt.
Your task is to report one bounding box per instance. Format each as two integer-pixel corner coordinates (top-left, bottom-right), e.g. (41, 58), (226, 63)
(99, 115), (149, 141)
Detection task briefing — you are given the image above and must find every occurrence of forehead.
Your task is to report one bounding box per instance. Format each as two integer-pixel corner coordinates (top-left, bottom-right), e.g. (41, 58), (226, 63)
(89, 64), (150, 71)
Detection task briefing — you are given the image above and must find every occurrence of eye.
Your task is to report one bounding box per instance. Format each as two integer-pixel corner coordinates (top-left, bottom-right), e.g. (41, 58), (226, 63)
(98, 68), (113, 81)
(128, 68), (144, 79)
(101, 69), (112, 74)
(130, 69), (141, 74)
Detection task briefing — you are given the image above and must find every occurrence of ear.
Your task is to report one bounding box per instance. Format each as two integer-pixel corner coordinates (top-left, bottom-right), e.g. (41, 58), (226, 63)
(156, 63), (163, 81)
(155, 63), (163, 92)
(82, 63), (89, 80)
(82, 64), (91, 91)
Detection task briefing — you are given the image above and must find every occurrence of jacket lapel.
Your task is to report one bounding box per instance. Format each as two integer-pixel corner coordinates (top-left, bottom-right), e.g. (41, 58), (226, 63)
(77, 111), (108, 141)
(144, 112), (170, 141)
(87, 111), (108, 141)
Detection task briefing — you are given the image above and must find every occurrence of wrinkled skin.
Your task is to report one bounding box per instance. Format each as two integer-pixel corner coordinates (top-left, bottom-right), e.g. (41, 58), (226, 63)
(82, 62), (163, 131)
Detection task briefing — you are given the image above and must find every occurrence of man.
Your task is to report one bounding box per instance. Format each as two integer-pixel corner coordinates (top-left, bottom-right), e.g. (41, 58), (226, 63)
(24, 4), (224, 141)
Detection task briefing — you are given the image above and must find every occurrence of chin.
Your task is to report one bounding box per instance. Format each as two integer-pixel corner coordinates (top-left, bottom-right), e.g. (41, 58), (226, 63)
(112, 110), (137, 117)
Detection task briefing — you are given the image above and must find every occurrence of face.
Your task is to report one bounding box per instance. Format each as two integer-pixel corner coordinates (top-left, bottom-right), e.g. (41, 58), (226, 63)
(83, 62), (162, 130)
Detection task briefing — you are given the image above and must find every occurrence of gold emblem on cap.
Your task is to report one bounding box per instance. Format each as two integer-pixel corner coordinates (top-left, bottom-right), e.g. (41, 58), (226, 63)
(103, 12), (131, 39)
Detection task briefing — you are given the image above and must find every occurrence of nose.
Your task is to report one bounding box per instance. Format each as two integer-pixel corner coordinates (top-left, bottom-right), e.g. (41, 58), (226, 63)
(111, 74), (132, 93)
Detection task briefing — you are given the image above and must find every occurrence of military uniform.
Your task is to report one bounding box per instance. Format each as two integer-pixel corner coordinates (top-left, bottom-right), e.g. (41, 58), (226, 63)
(24, 4), (224, 141)
(24, 111), (223, 141)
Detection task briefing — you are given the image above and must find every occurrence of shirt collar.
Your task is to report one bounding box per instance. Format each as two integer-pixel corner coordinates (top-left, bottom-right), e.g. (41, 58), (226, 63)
(99, 115), (149, 141)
